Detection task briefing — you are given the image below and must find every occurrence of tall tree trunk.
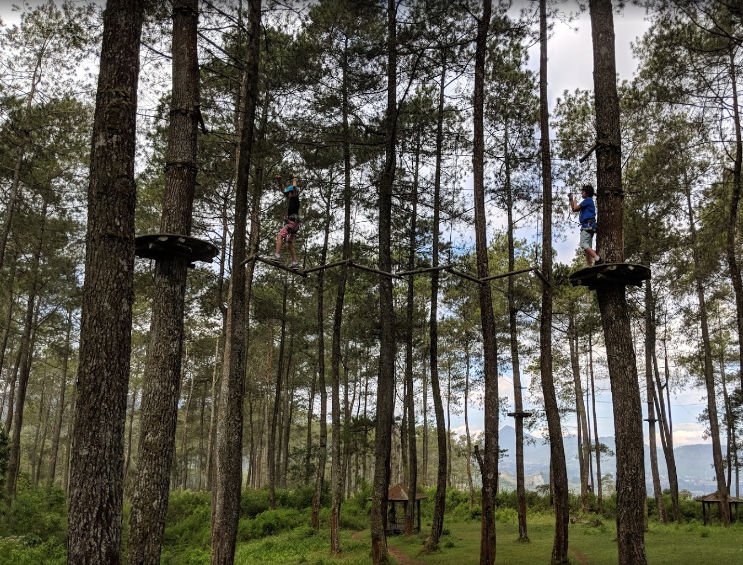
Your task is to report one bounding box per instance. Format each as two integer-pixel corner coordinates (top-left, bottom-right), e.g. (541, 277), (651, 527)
(124, 386), (138, 483)
(725, 49), (743, 393)
(31, 379), (48, 485)
(464, 345), (474, 507)
(505, 128), (528, 540)
(683, 181), (731, 525)
(329, 36), (355, 555)
(404, 131), (420, 536)
(180, 360), (196, 489)
(644, 274), (666, 523)
(7, 202), (47, 497)
(269, 281), (289, 508)
(568, 310), (590, 512)
(47, 307), (72, 487)
(0, 253), (18, 386)
(311, 184), (331, 529)
(371, 2), (397, 561)
(427, 56), (447, 550)
(589, 330), (602, 510)
(473, 2), (498, 563)
(68, 1), (144, 561)
(589, 1), (648, 560)
(540, 1), (569, 561)
(651, 344), (680, 521)
(128, 2), (201, 558)
(211, 0), (261, 561)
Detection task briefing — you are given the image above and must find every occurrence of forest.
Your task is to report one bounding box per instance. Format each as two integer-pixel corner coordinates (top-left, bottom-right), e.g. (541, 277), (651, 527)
(1, 0), (743, 564)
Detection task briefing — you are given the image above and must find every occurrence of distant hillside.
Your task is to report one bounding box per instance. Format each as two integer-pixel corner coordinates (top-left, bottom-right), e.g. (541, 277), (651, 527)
(496, 425), (723, 495)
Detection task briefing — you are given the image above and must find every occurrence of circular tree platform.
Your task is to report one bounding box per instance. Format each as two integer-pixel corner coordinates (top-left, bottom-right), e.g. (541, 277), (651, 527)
(569, 262), (650, 291)
(135, 233), (218, 264)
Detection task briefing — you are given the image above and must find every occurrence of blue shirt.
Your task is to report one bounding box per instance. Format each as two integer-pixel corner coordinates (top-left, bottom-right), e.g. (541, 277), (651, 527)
(579, 197), (596, 228)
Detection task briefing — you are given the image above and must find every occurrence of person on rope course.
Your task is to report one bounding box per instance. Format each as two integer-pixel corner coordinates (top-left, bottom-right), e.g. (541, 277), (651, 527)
(274, 174), (301, 271)
(568, 183), (602, 267)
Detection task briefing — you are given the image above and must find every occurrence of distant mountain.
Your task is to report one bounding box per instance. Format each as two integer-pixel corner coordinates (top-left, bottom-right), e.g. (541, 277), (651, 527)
(496, 425), (721, 495)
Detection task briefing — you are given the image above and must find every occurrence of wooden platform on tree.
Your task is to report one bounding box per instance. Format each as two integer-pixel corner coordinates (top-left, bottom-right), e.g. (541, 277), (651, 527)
(569, 262), (650, 290)
(507, 411), (533, 419)
(135, 233), (218, 264)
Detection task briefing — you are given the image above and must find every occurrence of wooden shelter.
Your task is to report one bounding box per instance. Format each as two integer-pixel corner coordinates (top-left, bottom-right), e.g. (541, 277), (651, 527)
(694, 492), (743, 525)
(386, 483), (427, 535)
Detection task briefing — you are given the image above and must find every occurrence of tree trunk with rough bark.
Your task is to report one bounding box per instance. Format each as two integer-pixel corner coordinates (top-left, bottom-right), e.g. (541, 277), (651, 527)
(540, 1), (569, 561)
(210, 0), (261, 561)
(128, 2), (201, 558)
(7, 202), (47, 497)
(47, 307), (72, 487)
(67, 2), (144, 561)
(589, 1), (649, 560)
(370, 2), (397, 562)
(473, 2), (498, 563)
(683, 182), (730, 525)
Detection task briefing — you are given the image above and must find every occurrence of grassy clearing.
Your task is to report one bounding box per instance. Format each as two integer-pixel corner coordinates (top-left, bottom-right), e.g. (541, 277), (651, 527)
(388, 513), (743, 565)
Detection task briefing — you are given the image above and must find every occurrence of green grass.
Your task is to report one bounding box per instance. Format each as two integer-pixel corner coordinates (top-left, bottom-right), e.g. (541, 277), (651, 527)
(388, 513), (743, 565)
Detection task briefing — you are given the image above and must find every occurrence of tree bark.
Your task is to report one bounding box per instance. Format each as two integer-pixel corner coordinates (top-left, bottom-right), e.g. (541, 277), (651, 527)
(540, 1), (569, 561)
(473, 2), (498, 563)
(683, 181), (731, 525)
(644, 274), (666, 522)
(47, 307), (72, 487)
(210, 0), (261, 561)
(128, 2), (201, 559)
(68, 1), (144, 561)
(589, 1), (648, 560)
(371, 2), (397, 562)
(7, 202), (47, 497)
(426, 56), (447, 549)
(329, 36), (355, 554)
(311, 184), (331, 529)
(505, 127), (528, 540)
(568, 310), (590, 512)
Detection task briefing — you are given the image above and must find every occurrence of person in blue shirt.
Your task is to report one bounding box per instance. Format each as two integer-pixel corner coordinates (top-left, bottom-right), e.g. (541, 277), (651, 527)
(568, 184), (602, 266)
(274, 175), (301, 271)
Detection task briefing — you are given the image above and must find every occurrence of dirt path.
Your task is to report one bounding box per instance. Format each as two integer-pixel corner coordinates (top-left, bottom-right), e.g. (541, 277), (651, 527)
(571, 548), (590, 565)
(350, 531), (426, 565)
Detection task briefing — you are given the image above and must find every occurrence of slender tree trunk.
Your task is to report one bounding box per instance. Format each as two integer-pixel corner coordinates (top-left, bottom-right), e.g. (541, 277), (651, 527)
(683, 182), (730, 525)
(371, 2), (397, 561)
(464, 345), (474, 507)
(644, 274), (666, 522)
(128, 3), (201, 558)
(589, 2), (648, 560)
(68, 2), (144, 561)
(211, 0), (261, 561)
(31, 380), (48, 485)
(505, 130), (529, 539)
(312, 184), (331, 529)
(124, 386), (138, 483)
(725, 49), (743, 393)
(329, 38), (355, 554)
(48, 307), (72, 487)
(473, 3), (499, 563)
(7, 203), (47, 497)
(206, 337), (221, 489)
(568, 311), (590, 512)
(427, 56), (447, 550)
(180, 361), (196, 490)
(540, 1), (569, 561)
(589, 331), (602, 510)
(0, 254), (18, 386)
(269, 282), (289, 508)
(404, 133), (419, 536)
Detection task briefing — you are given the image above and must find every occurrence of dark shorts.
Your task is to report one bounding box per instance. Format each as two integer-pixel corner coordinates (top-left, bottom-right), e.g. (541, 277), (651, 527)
(279, 219), (300, 242)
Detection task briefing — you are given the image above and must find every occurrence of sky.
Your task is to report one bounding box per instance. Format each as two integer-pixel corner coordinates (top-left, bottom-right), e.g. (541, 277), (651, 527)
(0, 1), (713, 447)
